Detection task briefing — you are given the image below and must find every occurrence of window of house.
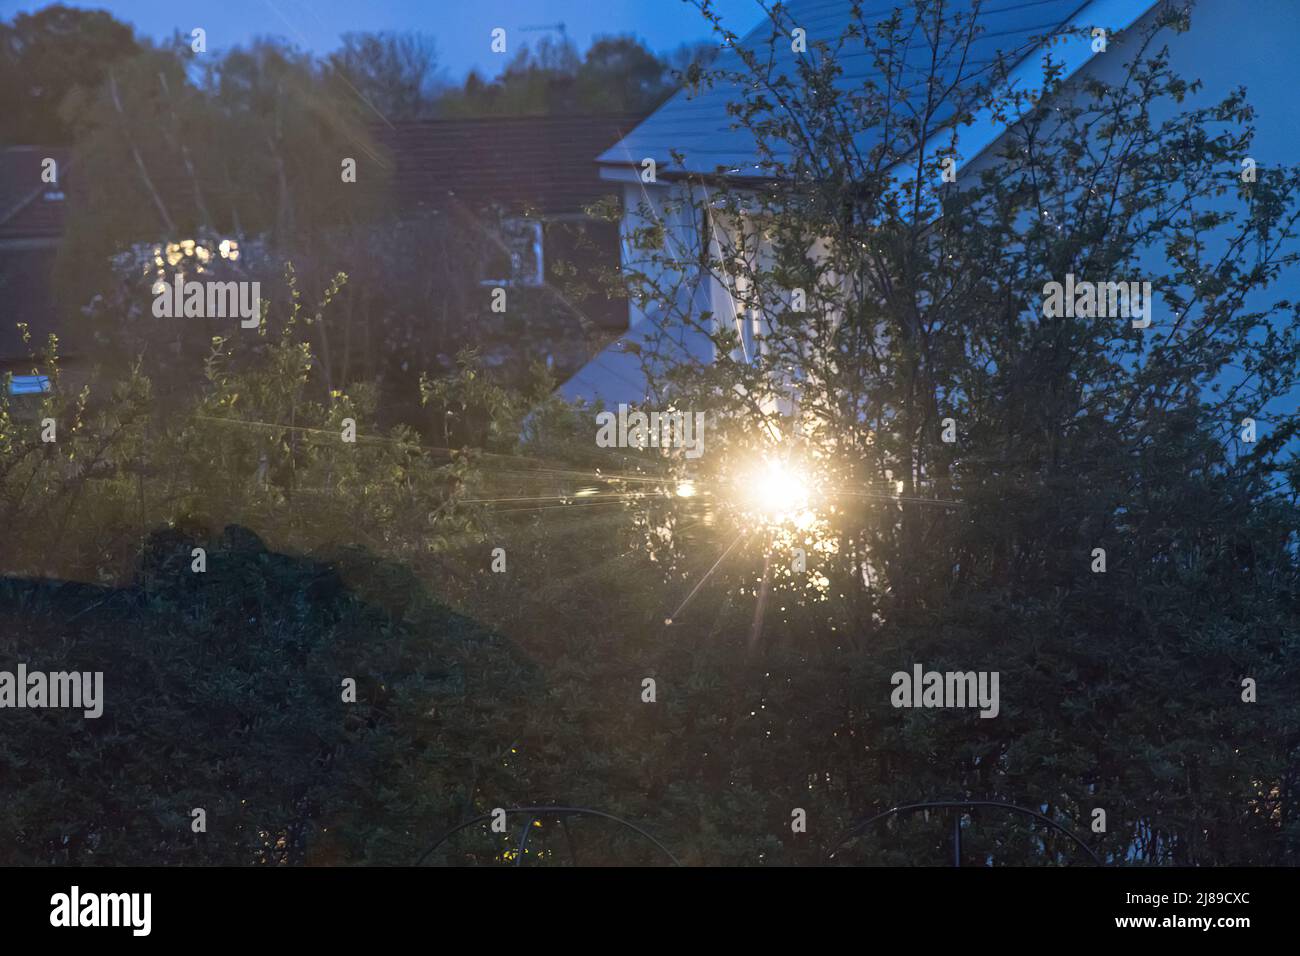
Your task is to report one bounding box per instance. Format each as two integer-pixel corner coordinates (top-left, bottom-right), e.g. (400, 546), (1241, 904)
(480, 218), (544, 288)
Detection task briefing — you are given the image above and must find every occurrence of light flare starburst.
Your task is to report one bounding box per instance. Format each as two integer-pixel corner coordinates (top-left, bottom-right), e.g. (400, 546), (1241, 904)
(738, 457), (819, 528)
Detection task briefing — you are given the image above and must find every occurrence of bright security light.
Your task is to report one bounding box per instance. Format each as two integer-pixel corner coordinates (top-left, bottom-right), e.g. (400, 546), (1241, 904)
(741, 458), (812, 518)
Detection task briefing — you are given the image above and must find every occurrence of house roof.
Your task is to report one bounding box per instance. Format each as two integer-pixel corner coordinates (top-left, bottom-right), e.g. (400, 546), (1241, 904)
(1, 116), (643, 247)
(374, 114), (643, 217)
(597, 0), (1144, 177)
(0, 147), (71, 243)
(0, 117), (643, 362)
(564, 0), (1164, 404)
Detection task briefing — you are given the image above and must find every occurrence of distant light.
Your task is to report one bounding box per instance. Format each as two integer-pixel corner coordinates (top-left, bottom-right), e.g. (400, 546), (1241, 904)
(676, 480), (696, 498)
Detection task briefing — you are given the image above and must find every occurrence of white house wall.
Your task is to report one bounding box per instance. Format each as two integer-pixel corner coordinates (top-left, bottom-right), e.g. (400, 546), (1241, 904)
(955, 0), (1300, 441)
(564, 0), (1296, 421)
(557, 179), (719, 407)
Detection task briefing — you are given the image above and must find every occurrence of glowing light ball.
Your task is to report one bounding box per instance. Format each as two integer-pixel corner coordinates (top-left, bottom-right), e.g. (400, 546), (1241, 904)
(742, 458), (812, 518)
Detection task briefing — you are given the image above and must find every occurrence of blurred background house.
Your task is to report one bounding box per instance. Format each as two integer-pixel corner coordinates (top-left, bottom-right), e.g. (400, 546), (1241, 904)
(373, 112), (638, 376)
(0, 114), (639, 415)
(0, 145), (70, 396)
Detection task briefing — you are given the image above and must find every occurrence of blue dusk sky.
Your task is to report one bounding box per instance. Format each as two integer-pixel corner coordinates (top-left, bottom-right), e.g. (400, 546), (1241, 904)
(0, 0), (769, 80)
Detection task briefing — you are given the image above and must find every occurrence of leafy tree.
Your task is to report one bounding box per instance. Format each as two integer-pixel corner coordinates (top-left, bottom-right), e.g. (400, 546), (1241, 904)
(51, 38), (386, 392)
(0, 4), (138, 145)
(574, 36), (679, 114)
(327, 31), (442, 121)
(440, 34), (683, 117)
(600, 0), (1300, 864)
(0, 273), (541, 865)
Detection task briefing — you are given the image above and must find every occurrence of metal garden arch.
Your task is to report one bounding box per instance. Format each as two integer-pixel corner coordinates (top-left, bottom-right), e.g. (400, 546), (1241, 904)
(827, 800), (1103, 866)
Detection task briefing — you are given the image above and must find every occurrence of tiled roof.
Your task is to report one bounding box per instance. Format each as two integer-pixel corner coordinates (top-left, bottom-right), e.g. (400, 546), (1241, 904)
(598, 0), (1095, 175)
(0, 115), (643, 247)
(0, 147), (71, 242)
(374, 114), (644, 217)
(0, 117), (641, 361)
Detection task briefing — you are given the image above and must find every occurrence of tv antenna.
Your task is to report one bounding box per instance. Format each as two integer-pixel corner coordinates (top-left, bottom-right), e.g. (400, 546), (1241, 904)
(520, 22), (567, 40)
